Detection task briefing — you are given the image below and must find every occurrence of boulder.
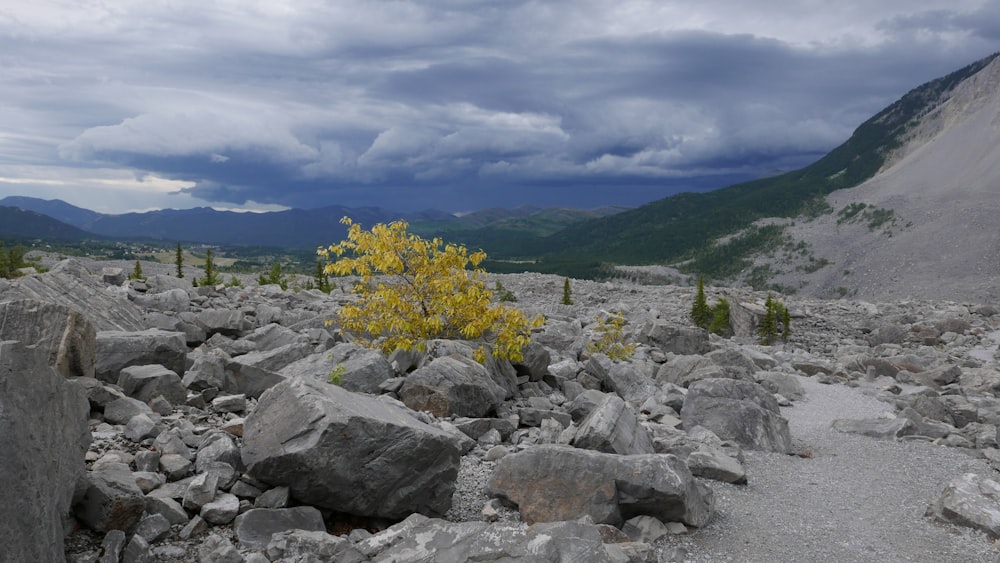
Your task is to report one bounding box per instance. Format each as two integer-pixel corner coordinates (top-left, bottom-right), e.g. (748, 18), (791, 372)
(320, 342), (395, 393)
(602, 361), (659, 406)
(182, 347), (229, 391)
(705, 348), (758, 381)
(132, 288), (191, 313)
(486, 444), (714, 528)
(74, 462), (145, 533)
(399, 355), (506, 418)
(656, 355), (723, 388)
(0, 340), (90, 562)
(195, 309), (248, 338)
(639, 321), (709, 355)
(831, 417), (917, 440)
(512, 341), (551, 382)
(0, 259), (147, 331)
(242, 377), (462, 519)
(573, 394), (655, 455)
(117, 364), (187, 406)
(232, 341), (314, 373)
(928, 473), (1000, 538)
(266, 530), (364, 562)
(224, 357), (285, 399)
(233, 507), (327, 550)
(680, 378), (791, 453)
(756, 372), (806, 401)
(0, 299), (96, 378)
(96, 329), (187, 383)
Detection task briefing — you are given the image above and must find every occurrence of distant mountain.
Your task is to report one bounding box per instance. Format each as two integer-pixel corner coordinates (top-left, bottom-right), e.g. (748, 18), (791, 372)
(506, 53), (999, 282)
(0, 196), (622, 251)
(0, 206), (98, 241)
(0, 196), (104, 229)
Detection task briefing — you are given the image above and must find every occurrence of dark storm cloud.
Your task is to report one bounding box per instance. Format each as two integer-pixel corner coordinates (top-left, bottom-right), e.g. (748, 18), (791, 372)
(2, 1), (1000, 213)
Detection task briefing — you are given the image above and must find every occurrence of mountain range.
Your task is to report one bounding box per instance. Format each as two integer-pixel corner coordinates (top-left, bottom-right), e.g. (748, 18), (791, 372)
(3, 52), (1000, 301)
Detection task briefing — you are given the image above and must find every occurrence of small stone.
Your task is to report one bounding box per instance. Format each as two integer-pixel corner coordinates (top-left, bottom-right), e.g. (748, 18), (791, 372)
(122, 534), (150, 563)
(254, 486), (290, 509)
(158, 454), (192, 481)
(183, 472), (219, 511)
(179, 515), (209, 540)
(132, 472), (165, 494)
(485, 445), (509, 461)
(198, 533), (243, 563)
(133, 513), (171, 544)
(212, 394), (247, 413)
(134, 450), (160, 473)
(201, 493), (241, 525)
(98, 530), (127, 563)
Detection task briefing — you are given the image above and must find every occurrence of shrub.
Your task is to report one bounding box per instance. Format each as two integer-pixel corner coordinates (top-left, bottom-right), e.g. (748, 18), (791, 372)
(314, 259), (332, 293)
(321, 217), (542, 363)
(495, 281), (517, 302)
(587, 311), (636, 361)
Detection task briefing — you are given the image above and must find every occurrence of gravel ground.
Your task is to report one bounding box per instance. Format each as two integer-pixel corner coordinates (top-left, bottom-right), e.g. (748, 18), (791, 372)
(656, 376), (1000, 563)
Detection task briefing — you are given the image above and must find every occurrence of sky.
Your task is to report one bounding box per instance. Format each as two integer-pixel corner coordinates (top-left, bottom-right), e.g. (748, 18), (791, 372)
(3, 1), (1000, 215)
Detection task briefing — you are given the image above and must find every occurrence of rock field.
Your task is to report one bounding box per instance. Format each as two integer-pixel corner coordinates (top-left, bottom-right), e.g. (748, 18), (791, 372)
(3, 257), (1000, 562)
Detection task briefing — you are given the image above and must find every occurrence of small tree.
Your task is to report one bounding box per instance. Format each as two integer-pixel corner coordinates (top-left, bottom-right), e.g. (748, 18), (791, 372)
(258, 263), (288, 290)
(0, 241), (10, 279)
(495, 281), (517, 302)
(201, 249), (220, 286)
(129, 260), (145, 280)
(708, 297), (730, 336)
(321, 217), (542, 363)
(758, 293), (791, 344)
(314, 259), (331, 293)
(587, 311), (636, 361)
(175, 242), (184, 278)
(690, 276), (711, 329)
(561, 277), (573, 305)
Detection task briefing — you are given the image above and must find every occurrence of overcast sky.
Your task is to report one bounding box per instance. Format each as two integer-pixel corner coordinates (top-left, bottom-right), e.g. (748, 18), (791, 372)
(2, 1), (1000, 215)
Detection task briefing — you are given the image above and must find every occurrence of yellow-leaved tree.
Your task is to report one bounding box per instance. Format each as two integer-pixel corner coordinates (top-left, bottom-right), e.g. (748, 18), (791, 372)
(320, 217), (542, 363)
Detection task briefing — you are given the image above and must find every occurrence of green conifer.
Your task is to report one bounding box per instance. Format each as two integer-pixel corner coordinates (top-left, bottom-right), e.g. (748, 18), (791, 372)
(690, 276), (711, 329)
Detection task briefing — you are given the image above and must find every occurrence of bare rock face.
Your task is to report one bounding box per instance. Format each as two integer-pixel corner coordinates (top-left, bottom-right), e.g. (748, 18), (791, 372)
(572, 393), (655, 455)
(0, 298), (96, 378)
(486, 444), (714, 528)
(0, 341), (90, 561)
(680, 378), (792, 453)
(242, 377), (462, 519)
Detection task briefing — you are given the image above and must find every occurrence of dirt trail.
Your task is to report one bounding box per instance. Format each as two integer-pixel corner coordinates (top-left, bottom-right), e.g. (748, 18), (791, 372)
(658, 377), (998, 562)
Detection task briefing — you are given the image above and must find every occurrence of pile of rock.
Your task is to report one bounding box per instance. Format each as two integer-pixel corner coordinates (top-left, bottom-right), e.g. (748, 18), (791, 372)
(2, 260), (1000, 561)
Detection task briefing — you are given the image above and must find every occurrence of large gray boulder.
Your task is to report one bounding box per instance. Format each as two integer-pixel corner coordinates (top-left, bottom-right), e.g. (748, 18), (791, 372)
(0, 259), (147, 331)
(680, 378), (792, 453)
(486, 444), (714, 528)
(602, 361), (659, 406)
(96, 329), (187, 383)
(572, 394), (655, 455)
(233, 507), (327, 550)
(280, 343), (395, 394)
(399, 355), (506, 418)
(117, 364), (187, 406)
(0, 299), (96, 378)
(242, 377), (462, 519)
(0, 340), (90, 562)
(639, 321), (709, 355)
(74, 462), (146, 533)
(195, 309), (248, 338)
(928, 473), (1000, 538)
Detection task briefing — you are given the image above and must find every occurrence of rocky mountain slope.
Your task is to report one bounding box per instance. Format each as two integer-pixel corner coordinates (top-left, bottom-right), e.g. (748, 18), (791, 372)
(4, 259), (1000, 561)
(745, 54), (1000, 302)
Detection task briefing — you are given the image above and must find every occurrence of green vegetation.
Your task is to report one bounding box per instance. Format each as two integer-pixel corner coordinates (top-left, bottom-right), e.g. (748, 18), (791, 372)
(200, 249), (221, 286)
(587, 311), (636, 361)
(758, 294), (791, 344)
(258, 263), (289, 290)
(494, 281), (517, 302)
(313, 259), (332, 293)
(321, 217), (543, 363)
(129, 260), (145, 281)
(328, 364), (346, 385)
(175, 242), (184, 278)
(0, 241), (33, 278)
(690, 277), (732, 336)
(560, 277), (573, 305)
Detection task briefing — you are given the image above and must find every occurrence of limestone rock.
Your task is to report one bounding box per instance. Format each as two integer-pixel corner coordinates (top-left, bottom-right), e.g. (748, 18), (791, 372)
(74, 462), (145, 533)
(0, 298), (96, 377)
(573, 394), (655, 455)
(680, 378), (791, 453)
(233, 507), (327, 550)
(96, 329), (187, 382)
(399, 354), (506, 418)
(639, 321), (709, 355)
(0, 340), (90, 561)
(242, 377), (462, 519)
(928, 473), (1000, 538)
(486, 444), (714, 528)
(117, 364), (187, 405)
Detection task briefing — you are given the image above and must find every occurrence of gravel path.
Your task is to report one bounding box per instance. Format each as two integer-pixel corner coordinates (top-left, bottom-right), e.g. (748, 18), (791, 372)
(657, 377), (999, 562)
